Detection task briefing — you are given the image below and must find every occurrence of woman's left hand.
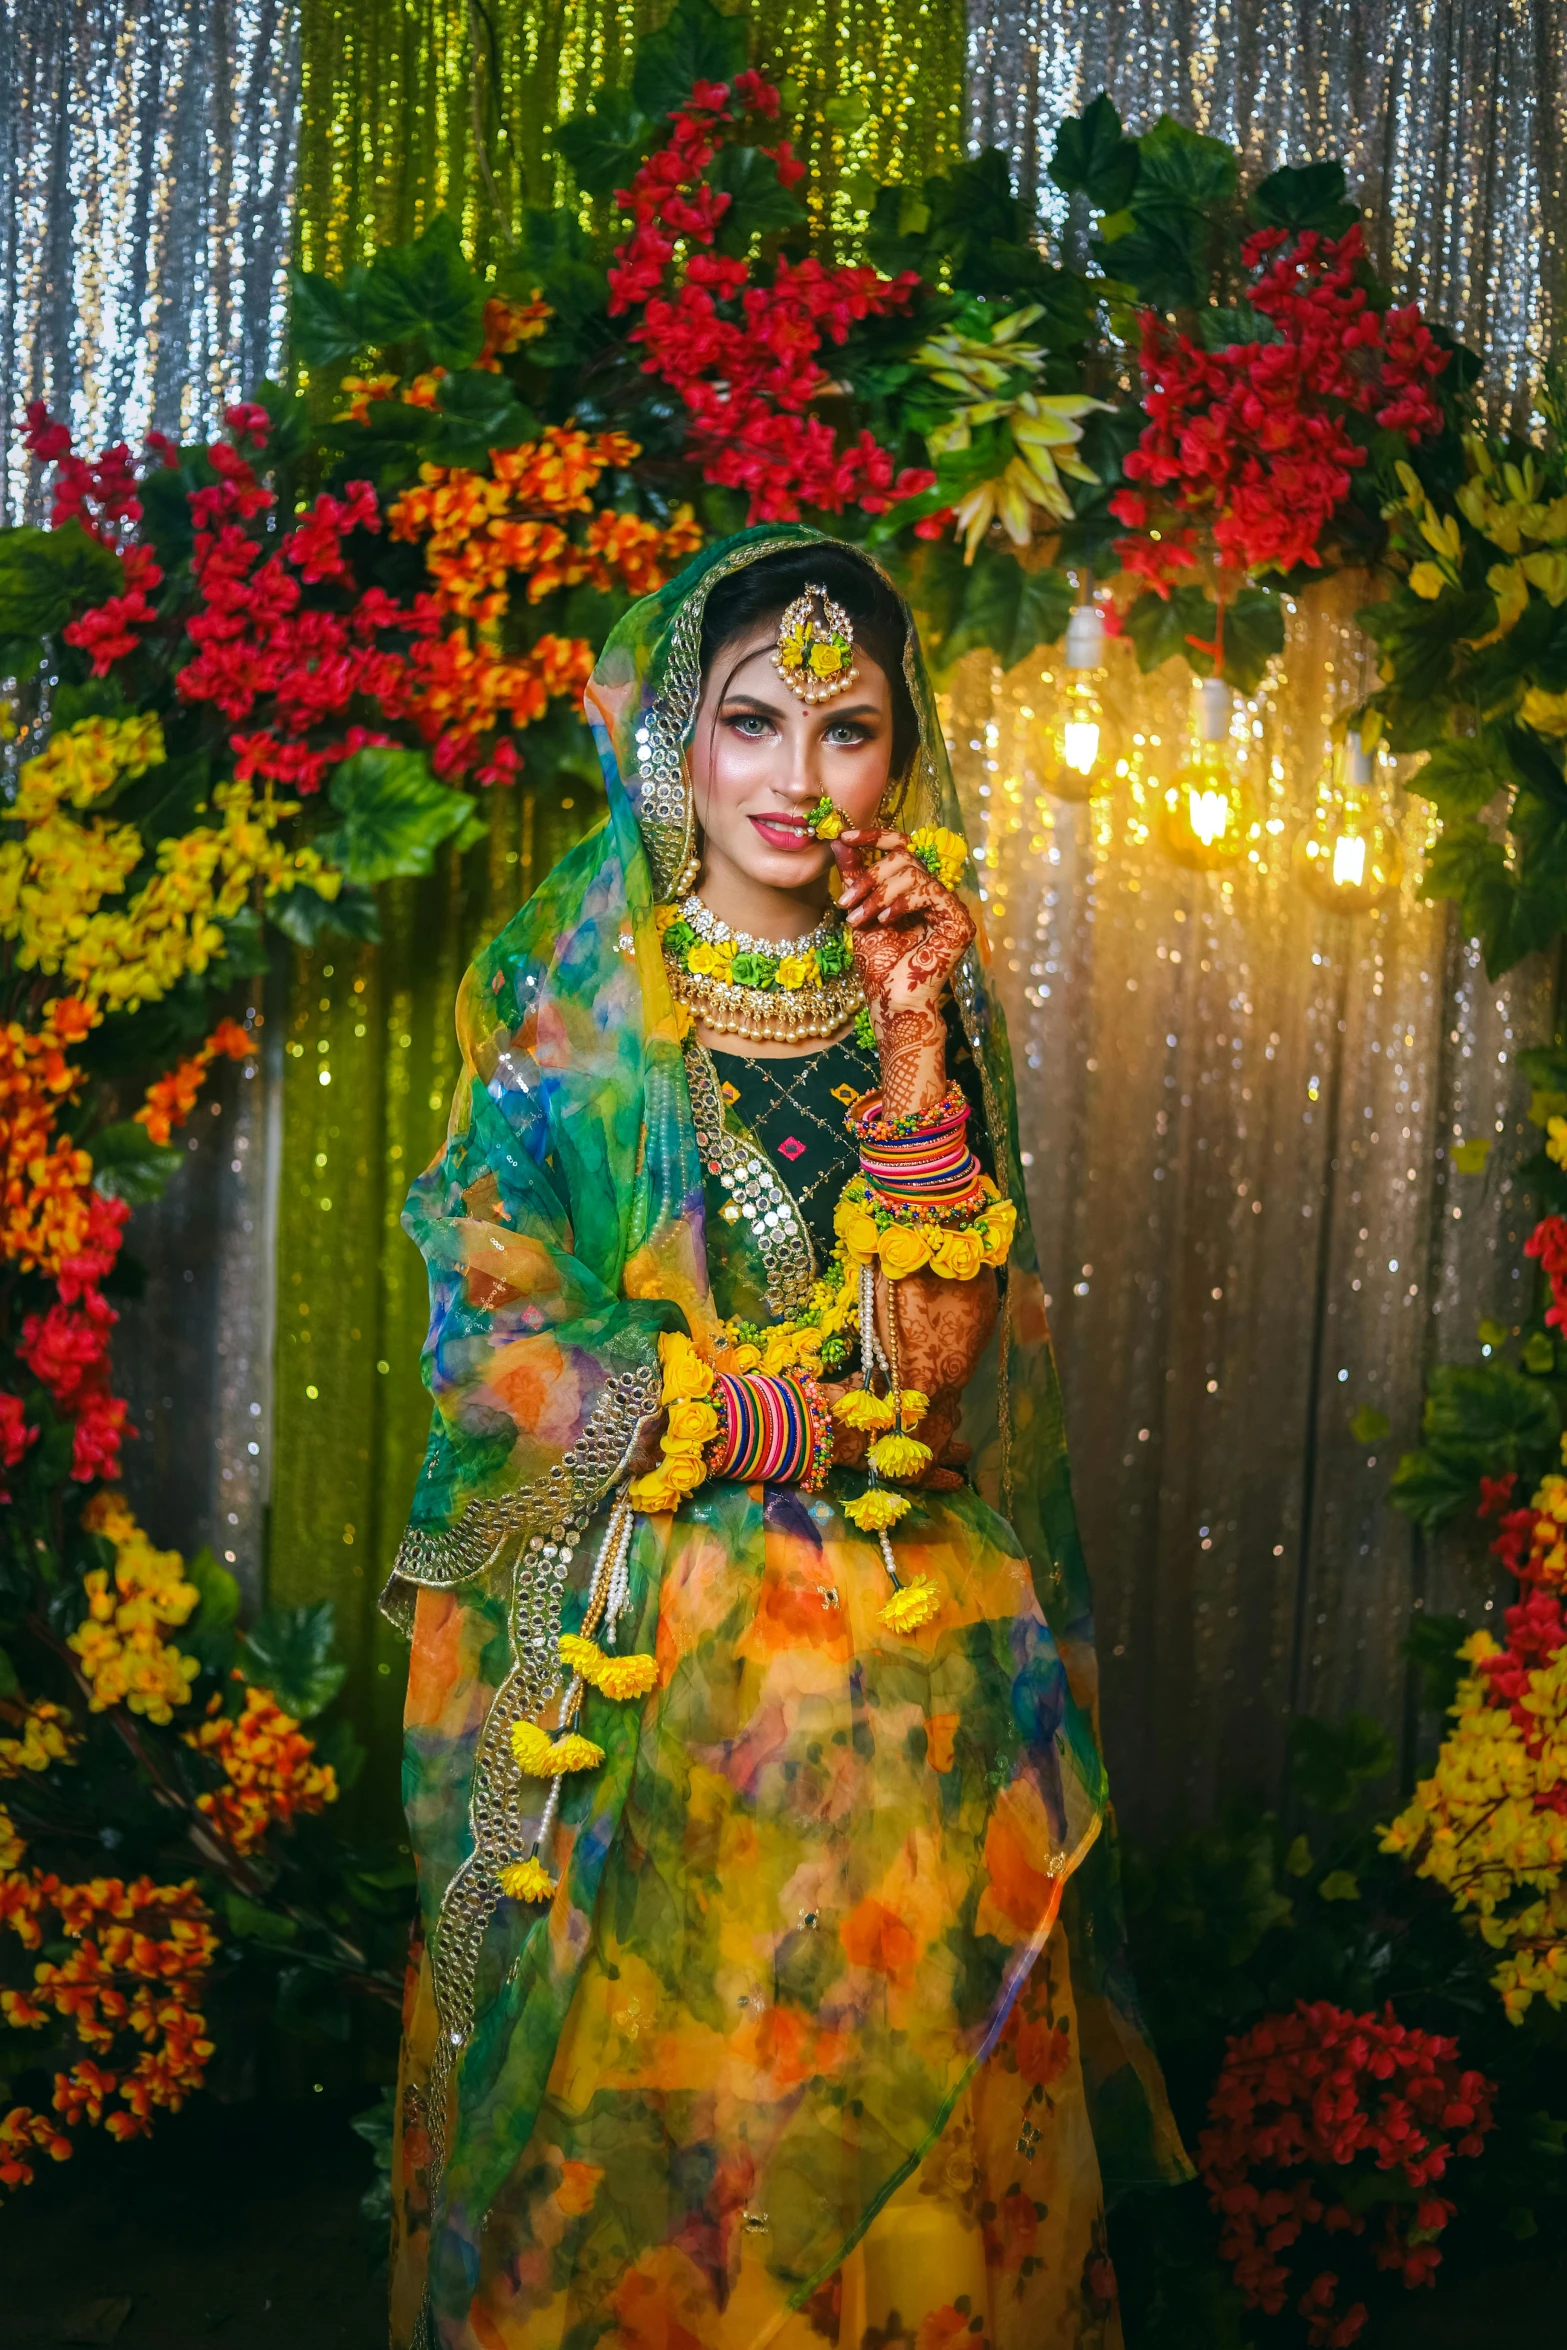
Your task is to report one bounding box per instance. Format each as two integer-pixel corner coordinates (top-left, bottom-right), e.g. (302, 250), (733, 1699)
(833, 830), (975, 1024)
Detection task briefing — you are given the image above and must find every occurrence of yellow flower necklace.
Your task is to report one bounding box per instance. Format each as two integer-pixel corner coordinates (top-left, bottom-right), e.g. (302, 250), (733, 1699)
(657, 891), (863, 1044)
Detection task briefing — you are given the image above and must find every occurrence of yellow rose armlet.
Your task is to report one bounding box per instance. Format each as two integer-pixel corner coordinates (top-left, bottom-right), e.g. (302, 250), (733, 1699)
(832, 1175), (1015, 1280)
(626, 1330), (718, 1515)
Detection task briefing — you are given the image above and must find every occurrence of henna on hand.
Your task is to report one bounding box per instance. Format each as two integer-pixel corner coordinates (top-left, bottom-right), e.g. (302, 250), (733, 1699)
(878, 1265), (998, 1486)
(833, 830), (975, 1116)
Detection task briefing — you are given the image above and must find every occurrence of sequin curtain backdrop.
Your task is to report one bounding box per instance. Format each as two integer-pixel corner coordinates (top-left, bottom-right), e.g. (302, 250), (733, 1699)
(0, 0), (298, 1607)
(271, 0), (969, 1818)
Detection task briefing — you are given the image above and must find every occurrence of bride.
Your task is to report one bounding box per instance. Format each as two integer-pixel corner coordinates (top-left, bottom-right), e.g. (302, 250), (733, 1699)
(385, 529), (1184, 2349)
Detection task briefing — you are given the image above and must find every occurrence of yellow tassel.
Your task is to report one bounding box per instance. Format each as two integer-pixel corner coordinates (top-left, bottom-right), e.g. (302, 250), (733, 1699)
(498, 1856), (557, 1903)
(595, 1653), (659, 1701)
(898, 1389), (930, 1427)
(558, 1632), (605, 1681)
(879, 1577), (943, 1634)
(868, 1432), (933, 1480)
(843, 1488), (912, 1532)
(511, 1721), (606, 1776)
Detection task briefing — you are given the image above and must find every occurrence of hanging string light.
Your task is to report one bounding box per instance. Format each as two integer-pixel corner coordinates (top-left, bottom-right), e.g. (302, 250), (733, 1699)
(1041, 601), (1118, 802)
(1293, 730), (1404, 913)
(1160, 678), (1256, 869)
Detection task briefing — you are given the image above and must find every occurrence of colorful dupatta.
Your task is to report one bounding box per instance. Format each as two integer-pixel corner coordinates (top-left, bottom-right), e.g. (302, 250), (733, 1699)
(388, 529), (1185, 2350)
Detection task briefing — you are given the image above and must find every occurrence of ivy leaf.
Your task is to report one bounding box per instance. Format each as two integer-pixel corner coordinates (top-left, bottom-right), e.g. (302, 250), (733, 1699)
(1125, 584), (1216, 674)
(1390, 1446), (1484, 1532)
(0, 520), (124, 641)
(268, 881), (383, 949)
(556, 89), (654, 201)
(1220, 585), (1284, 694)
(1094, 213), (1209, 310)
(631, 0), (748, 124)
(317, 747), (479, 887)
(1135, 116), (1240, 211)
(709, 143), (807, 251)
(1422, 1359), (1561, 1458)
(90, 1121), (184, 1206)
(289, 265), (370, 367)
(1317, 1870), (1361, 1902)
(241, 1601), (347, 1720)
(930, 550), (1073, 672)
(1248, 161), (1359, 237)
(420, 369), (538, 469)
(359, 216), (485, 370)
(1048, 92), (1140, 213)
(1414, 732), (1516, 817)
(1289, 1712), (1394, 1814)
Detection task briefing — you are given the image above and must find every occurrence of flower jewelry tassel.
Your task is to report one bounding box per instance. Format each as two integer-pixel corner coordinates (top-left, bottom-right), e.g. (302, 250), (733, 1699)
(806, 792), (845, 841)
(841, 1260), (943, 1630)
(501, 1490), (655, 1906)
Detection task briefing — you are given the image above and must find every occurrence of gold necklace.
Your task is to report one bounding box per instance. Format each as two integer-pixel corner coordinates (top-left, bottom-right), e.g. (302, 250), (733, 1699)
(662, 893), (865, 1045)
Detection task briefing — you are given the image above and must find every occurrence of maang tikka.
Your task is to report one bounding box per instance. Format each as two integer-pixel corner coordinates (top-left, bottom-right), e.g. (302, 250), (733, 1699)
(772, 585), (859, 704)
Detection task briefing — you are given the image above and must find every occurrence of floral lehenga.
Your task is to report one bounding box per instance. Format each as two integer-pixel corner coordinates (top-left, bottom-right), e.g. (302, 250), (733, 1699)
(386, 529), (1186, 2350)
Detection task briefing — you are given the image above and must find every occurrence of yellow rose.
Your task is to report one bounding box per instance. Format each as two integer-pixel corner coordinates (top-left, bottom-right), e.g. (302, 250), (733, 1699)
(839, 1210), (882, 1261)
(727, 1343), (762, 1372)
(878, 1224), (933, 1279)
(775, 955), (808, 990)
(660, 1446), (708, 1495)
(981, 1200), (1017, 1262)
(931, 1227), (985, 1282)
(666, 1399), (719, 1444)
(658, 1332), (714, 1399)
(810, 641), (844, 677)
(627, 1469), (680, 1513)
(686, 941), (719, 976)
(654, 902), (682, 933)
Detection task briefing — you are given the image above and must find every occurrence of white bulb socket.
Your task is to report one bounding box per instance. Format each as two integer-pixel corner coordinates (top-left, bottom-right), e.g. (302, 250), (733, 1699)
(1197, 676), (1231, 744)
(1343, 730), (1374, 789)
(1064, 603), (1106, 670)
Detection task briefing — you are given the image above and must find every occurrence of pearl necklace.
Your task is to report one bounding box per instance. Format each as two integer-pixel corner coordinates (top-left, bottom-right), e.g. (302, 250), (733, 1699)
(662, 893), (865, 1045)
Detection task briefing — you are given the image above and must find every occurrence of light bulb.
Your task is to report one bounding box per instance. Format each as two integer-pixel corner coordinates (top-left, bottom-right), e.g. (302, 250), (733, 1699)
(1042, 604), (1118, 802)
(1159, 681), (1255, 869)
(1292, 731), (1403, 913)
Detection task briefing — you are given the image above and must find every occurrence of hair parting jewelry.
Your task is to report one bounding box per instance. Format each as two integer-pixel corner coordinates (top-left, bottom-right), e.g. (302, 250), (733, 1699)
(772, 583), (859, 704)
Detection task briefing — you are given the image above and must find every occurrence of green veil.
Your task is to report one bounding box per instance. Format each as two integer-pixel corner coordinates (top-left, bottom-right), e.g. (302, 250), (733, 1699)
(389, 527), (1186, 2346)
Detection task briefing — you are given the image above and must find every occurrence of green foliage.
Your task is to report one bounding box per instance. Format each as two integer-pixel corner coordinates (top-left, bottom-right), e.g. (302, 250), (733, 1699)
(1125, 584), (1216, 673)
(241, 1601), (349, 1719)
(1248, 161), (1359, 238)
(1392, 1359), (1560, 1530)
(420, 369), (537, 469)
(1289, 1713), (1395, 1815)
(0, 522), (123, 675)
(268, 881), (383, 949)
(1403, 1611), (1472, 1717)
(556, 89), (654, 201)
(903, 537), (1074, 673)
(1047, 91), (1140, 215)
(708, 142), (806, 250)
(89, 1121), (186, 1205)
(317, 747), (483, 888)
(1349, 1404), (1392, 1446)
(292, 215), (485, 372)
(631, 0), (747, 125)
(1096, 116), (1239, 310)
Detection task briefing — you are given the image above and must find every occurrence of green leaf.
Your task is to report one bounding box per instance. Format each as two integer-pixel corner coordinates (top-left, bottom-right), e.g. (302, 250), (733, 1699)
(1423, 1359), (1560, 1459)
(1349, 1404), (1391, 1447)
(0, 1643), (19, 1699)
(1402, 1611), (1472, 1717)
(241, 1601), (347, 1719)
(1283, 1833), (1313, 1878)
(290, 267), (369, 367)
(1094, 213), (1208, 309)
(1289, 1712), (1394, 1814)
(709, 142), (807, 250)
(1524, 1330), (1556, 1374)
(932, 550), (1073, 672)
(556, 90), (654, 200)
(1220, 585), (1285, 693)
(420, 369), (537, 469)
(185, 1545), (240, 1634)
(1317, 1870), (1361, 1902)
(90, 1121), (184, 1206)
(632, 0), (748, 124)
(1048, 93), (1140, 213)
(1451, 1137), (1493, 1174)
(316, 747), (479, 888)
(0, 520), (124, 641)
(224, 1891), (299, 1945)
(1125, 584), (1216, 674)
(1135, 116), (1239, 211)
(268, 882), (382, 948)
(1390, 1446), (1482, 1531)
(1248, 161), (1358, 237)
(360, 216), (485, 370)
(1414, 732), (1516, 817)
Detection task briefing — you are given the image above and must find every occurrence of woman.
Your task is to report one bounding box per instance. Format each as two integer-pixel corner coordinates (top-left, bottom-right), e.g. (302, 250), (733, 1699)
(387, 530), (1185, 2350)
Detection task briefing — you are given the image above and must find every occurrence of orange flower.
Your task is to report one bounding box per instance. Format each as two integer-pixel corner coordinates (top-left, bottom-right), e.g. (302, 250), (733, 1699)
(0, 998), (96, 1277)
(839, 1895), (919, 1981)
(134, 1017), (252, 1146)
(183, 1683), (338, 1854)
(480, 295), (552, 359)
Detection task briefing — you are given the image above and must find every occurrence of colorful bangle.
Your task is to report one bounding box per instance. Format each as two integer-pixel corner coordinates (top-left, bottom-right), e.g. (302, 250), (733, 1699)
(707, 1369), (825, 1487)
(852, 1087), (985, 1221)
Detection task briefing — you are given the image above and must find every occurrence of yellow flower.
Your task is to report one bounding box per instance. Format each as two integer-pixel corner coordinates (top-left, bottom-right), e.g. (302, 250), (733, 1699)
(1408, 561), (1448, 600)
(659, 1446), (708, 1495)
(809, 641), (845, 677)
(594, 1653), (660, 1702)
(838, 1208), (882, 1262)
(627, 1468), (681, 1514)
(878, 1224), (933, 1279)
(499, 1856), (558, 1902)
(931, 1227), (986, 1281)
(832, 1388), (897, 1431)
(869, 1432), (933, 1479)
(878, 1576), (943, 1633)
(898, 1389), (929, 1426)
(774, 956), (809, 990)
(1549, 1118), (1567, 1172)
(726, 1343), (763, 1372)
(666, 1398), (719, 1444)
(686, 941), (721, 976)
(1522, 687), (1567, 737)
(981, 1200), (1018, 1261)
(843, 1488), (912, 1531)
(511, 1722), (605, 1776)
(909, 826), (969, 891)
(657, 1331), (714, 1400)
(654, 902), (683, 933)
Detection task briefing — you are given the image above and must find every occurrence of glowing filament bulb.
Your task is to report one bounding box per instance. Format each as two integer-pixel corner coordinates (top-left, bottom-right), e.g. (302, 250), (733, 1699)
(1160, 681), (1254, 869)
(1186, 787), (1233, 846)
(1331, 834), (1367, 888)
(1292, 732), (1403, 913)
(1043, 605), (1116, 802)
(1062, 713), (1102, 774)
